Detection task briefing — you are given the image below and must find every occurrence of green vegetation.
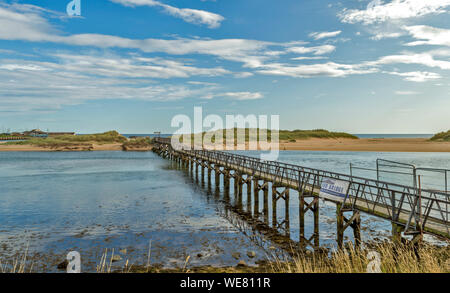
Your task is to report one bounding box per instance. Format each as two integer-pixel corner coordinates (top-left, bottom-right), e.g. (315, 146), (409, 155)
(5, 131), (127, 147)
(122, 137), (153, 150)
(279, 129), (358, 140)
(430, 130), (450, 141)
(175, 128), (357, 144)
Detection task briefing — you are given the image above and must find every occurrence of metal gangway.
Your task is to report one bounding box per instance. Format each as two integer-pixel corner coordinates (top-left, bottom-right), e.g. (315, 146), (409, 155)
(154, 137), (449, 240)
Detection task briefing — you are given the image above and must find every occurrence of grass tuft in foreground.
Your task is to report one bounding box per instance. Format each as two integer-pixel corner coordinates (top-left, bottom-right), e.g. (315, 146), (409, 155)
(272, 242), (449, 273)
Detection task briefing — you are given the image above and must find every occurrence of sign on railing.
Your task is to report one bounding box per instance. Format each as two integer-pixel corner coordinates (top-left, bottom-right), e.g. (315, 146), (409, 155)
(319, 178), (350, 203)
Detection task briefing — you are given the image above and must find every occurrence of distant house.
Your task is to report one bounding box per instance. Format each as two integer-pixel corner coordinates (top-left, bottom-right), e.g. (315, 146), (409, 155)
(21, 130), (76, 137)
(23, 129), (48, 138)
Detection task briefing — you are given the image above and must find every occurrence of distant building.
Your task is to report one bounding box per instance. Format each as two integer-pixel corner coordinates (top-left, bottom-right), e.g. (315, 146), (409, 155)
(23, 129), (48, 138)
(22, 129), (76, 138)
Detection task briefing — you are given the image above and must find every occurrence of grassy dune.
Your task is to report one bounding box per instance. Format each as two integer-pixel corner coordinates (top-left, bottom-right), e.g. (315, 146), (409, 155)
(176, 128), (357, 143)
(122, 137), (153, 150)
(430, 130), (450, 142)
(5, 131), (127, 147)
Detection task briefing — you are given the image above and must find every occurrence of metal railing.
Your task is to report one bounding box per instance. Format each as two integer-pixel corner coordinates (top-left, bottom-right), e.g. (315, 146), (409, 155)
(154, 138), (450, 238)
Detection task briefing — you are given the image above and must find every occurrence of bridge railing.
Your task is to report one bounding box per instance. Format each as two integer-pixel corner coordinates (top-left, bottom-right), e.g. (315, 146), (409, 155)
(154, 138), (449, 237)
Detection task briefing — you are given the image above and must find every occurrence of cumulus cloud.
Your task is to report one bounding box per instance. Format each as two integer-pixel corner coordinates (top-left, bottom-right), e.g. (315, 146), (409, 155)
(386, 71), (442, 82)
(0, 55), (226, 112)
(404, 25), (450, 46)
(54, 54), (230, 78)
(372, 53), (450, 70)
(339, 0), (450, 24)
(222, 92), (263, 100)
(256, 62), (377, 78)
(291, 56), (328, 61)
(110, 0), (224, 28)
(370, 32), (403, 40)
(287, 45), (336, 56)
(309, 31), (342, 40)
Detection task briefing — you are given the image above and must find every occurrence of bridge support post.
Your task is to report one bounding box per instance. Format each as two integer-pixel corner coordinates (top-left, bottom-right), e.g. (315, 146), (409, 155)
(336, 204), (361, 249)
(391, 222), (404, 244)
(224, 169), (230, 198)
(200, 162), (204, 181)
(272, 184), (290, 235)
(253, 179), (268, 221)
(207, 166), (212, 186)
(252, 179), (259, 216)
(214, 166), (220, 189)
(263, 182), (269, 224)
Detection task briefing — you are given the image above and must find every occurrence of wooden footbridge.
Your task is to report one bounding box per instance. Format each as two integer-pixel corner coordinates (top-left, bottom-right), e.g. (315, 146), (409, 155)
(153, 138), (449, 249)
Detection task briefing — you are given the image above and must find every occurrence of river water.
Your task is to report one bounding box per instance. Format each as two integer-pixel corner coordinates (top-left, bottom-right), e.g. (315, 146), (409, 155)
(0, 150), (448, 272)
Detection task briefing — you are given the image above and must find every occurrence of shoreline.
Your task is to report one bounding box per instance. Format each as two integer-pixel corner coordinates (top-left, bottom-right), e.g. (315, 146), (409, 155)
(1, 138), (449, 152)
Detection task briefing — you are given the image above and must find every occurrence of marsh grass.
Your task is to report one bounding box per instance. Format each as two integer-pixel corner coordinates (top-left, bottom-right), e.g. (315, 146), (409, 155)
(1, 241), (447, 273)
(0, 244), (33, 273)
(271, 242), (449, 273)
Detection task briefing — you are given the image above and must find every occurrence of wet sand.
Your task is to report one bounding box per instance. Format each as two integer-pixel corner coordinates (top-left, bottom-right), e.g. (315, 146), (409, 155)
(1, 138), (449, 152)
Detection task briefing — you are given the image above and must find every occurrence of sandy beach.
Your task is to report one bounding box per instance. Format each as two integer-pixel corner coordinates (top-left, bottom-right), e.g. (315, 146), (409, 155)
(277, 138), (450, 152)
(1, 138), (449, 152)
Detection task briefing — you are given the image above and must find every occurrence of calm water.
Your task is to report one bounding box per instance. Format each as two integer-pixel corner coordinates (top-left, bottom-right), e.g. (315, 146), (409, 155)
(0, 150), (448, 272)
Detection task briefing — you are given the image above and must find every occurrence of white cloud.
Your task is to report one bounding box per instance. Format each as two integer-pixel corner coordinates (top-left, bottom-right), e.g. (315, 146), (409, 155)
(371, 32), (403, 40)
(373, 53), (450, 70)
(233, 72), (254, 78)
(256, 62), (376, 78)
(395, 90), (420, 95)
(222, 92), (263, 100)
(110, 0), (224, 28)
(386, 71), (442, 82)
(287, 45), (336, 55)
(339, 0), (450, 24)
(291, 56), (328, 60)
(404, 25), (450, 46)
(309, 31), (342, 40)
(53, 54), (231, 78)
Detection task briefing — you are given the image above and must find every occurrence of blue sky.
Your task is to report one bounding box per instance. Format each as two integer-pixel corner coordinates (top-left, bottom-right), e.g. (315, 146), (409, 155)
(0, 0), (449, 134)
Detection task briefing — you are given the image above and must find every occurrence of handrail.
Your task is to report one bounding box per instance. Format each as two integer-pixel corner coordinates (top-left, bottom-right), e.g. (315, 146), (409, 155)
(154, 137), (449, 237)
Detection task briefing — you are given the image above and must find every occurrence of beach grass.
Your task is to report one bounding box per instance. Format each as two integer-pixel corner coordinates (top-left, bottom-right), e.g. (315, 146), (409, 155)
(5, 131), (127, 147)
(122, 137), (153, 150)
(271, 242), (449, 273)
(430, 130), (450, 142)
(176, 128), (358, 144)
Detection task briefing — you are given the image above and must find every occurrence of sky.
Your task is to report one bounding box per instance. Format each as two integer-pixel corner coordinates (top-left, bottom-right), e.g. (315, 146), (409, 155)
(0, 0), (449, 134)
